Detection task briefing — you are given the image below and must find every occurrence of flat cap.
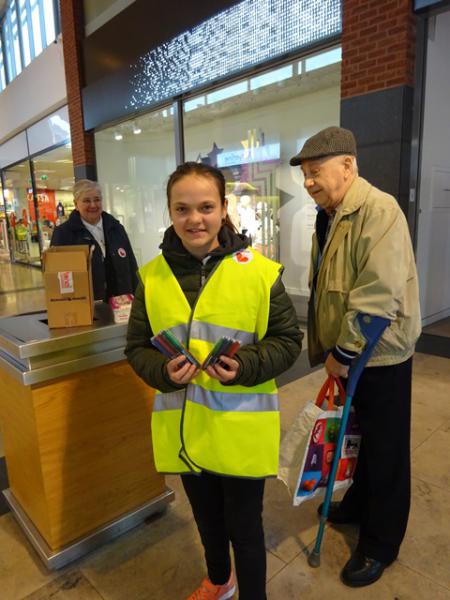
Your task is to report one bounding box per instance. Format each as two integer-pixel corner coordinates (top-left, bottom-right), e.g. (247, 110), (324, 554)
(290, 126), (357, 166)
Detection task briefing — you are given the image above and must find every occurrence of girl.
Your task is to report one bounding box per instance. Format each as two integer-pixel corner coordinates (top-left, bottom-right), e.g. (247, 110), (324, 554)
(125, 162), (302, 599)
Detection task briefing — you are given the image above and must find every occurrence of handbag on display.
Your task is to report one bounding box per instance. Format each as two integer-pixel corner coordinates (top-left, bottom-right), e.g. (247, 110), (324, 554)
(278, 375), (361, 506)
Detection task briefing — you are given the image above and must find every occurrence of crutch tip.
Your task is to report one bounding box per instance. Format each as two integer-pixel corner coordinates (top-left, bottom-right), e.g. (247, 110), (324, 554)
(308, 550), (321, 568)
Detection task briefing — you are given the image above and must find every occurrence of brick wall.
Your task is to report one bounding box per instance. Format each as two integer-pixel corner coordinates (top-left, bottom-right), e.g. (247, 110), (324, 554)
(342, 0), (417, 99)
(60, 1), (96, 177)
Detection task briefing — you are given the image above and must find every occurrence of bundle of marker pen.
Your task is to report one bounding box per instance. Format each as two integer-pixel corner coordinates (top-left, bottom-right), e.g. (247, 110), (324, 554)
(151, 329), (201, 367)
(202, 337), (241, 370)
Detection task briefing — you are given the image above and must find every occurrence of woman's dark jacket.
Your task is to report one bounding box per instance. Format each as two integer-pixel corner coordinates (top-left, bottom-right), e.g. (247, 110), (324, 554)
(51, 210), (139, 301)
(125, 226), (303, 392)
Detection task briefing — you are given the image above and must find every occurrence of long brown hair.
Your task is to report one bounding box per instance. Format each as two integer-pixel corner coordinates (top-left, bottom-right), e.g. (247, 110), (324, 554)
(166, 162), (238, 233)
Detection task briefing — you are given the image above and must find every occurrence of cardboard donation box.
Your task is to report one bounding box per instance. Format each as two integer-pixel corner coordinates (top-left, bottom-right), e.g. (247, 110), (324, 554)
(43, 245), (94, 328)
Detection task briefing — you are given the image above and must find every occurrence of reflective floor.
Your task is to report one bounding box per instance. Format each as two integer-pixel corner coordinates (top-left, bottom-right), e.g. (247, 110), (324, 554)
(0, 261), (449, 599)
(0, 260), (46, 317)
(423, 317), (450, 338)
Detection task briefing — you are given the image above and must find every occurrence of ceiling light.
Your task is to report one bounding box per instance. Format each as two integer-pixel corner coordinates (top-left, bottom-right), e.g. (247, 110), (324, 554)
(114, 131), (123, 141)
(133, 123), (142, 135)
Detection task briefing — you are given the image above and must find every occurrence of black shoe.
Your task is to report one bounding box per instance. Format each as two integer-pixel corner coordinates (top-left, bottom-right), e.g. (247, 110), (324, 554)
(317, 501), (359, 524)
(341, 551), (387, 587)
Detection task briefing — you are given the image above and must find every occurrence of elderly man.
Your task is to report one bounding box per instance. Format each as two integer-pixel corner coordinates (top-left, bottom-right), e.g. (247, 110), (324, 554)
(51, 179), (138, 301)
(290, 126), (421, 587)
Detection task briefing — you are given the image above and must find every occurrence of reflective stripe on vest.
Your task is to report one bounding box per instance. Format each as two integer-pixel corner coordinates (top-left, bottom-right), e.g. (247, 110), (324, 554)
(153, 388), (278, 413)
(140, 247), (282, 477)
(169, 321), (258, 345)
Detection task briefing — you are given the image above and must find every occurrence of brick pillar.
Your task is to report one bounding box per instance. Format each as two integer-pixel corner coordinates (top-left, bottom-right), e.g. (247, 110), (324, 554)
(60, 1), (96, 181)
(340, 0), (417, 213)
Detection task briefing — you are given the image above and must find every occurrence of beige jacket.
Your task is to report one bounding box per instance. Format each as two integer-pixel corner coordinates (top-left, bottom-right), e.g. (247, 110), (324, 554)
(308, 176), (421, 367)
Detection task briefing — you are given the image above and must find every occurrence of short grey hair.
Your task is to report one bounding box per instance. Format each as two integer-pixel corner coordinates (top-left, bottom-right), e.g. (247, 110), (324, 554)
(73, 179), (102, 204)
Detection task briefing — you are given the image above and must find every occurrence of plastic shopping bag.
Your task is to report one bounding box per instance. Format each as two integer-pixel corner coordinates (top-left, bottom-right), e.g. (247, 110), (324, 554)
(278, 376), (361, 506)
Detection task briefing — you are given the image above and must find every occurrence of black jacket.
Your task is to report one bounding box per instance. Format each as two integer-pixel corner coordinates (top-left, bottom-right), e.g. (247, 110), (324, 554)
(125, 225), (303, 392)
(51, 210), (139, 301)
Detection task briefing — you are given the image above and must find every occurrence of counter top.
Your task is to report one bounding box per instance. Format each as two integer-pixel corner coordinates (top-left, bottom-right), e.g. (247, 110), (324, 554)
(0, 303), (129, 385)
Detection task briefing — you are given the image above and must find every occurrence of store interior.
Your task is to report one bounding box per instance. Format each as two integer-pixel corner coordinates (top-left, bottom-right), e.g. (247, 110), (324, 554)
(1, 143), (74, 266)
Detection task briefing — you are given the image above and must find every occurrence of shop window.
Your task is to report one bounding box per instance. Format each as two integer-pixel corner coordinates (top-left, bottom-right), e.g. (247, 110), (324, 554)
(0, 180), (8, 255)
(95, 107), (176, 266)
(31, 143), (74, 251)
(3, 162), (41, 265)
(94, 47), (342, 316)
(184, 96), (206, 112)
(207, 81), (248, 105)
(183, 53), (341, 314)
(250, 65), (293, 90)
(303, 47), (342, 73)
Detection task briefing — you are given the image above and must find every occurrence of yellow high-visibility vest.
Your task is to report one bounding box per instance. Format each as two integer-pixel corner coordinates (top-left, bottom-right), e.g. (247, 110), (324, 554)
(140, 247), (282, 478)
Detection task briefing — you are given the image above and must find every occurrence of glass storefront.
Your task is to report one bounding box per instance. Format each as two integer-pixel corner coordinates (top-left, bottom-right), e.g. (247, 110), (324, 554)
(1, 144), (75, 266)
(95, 47), (341, 316)
(183, 50), (341, 300)
(31, 143), (75, 251)
(3, 161), (41, 265)
(95, 107), (176, 266)
(0, 107), (73, 266)
(0, 179), (8, 256)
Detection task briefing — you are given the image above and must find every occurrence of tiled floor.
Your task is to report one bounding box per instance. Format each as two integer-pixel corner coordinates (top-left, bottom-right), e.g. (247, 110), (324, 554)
(0, 261), (449, 599)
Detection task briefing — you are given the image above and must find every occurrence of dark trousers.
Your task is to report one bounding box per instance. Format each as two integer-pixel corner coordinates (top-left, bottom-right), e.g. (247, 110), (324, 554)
(340, 357), (412, 564)
(182, 471), (266, 600)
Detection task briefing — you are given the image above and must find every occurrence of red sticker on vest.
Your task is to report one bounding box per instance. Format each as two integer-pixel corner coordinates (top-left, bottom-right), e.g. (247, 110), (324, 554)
(232, 249), (253, 264)
(118, 247), (127, 258)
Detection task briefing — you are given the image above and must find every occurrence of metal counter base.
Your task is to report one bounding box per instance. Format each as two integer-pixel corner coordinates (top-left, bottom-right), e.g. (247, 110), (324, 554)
(4, 487), (175, 570)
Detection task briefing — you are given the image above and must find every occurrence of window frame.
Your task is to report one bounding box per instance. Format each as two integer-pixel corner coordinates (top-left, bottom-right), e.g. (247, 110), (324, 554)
(0, 0), (59, 89)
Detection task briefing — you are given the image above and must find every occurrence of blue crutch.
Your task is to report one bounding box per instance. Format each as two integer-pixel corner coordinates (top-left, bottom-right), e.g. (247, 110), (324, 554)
(308, 313), (390, 568)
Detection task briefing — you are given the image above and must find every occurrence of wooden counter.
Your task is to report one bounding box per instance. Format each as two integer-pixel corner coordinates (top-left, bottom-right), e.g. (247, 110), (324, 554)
(0, 308), (173, 568)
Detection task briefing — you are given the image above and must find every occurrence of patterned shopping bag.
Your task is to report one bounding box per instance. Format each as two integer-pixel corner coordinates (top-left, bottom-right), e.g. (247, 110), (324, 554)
(278, 375), (361, 506)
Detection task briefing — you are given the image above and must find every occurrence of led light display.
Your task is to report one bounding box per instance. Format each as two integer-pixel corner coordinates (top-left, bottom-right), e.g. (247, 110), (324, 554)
(127, 0), (341, 110)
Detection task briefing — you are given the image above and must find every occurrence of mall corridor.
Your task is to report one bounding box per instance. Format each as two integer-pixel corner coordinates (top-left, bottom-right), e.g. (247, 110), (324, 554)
(0, 261), (448, 600)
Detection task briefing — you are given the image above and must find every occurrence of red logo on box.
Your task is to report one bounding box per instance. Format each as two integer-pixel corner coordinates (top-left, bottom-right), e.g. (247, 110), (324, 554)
(58, 271), (74, 294)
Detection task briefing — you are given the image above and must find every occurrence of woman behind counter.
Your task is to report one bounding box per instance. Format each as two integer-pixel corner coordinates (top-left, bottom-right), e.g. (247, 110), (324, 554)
(51, 179), (138, 301)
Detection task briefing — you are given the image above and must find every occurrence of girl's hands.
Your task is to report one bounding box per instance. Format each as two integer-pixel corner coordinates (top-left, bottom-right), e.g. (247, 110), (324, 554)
(166, 355), (200, 385)
(166, 354), (239, 385)
(205, 355), (240, 383)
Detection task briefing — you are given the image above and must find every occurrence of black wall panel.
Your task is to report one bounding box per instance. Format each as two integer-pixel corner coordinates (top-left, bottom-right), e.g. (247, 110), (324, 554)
(341, 86), (414, 215)
(84, 0), (242, 85)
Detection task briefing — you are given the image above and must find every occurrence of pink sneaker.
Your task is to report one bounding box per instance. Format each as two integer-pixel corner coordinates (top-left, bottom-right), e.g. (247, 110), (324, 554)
(186, 571), (236, 600)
